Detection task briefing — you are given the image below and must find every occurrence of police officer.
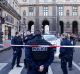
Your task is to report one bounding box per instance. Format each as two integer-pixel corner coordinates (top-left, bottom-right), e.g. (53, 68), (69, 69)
(23, 30), (34, 68)
(11, 32), (23, 69)
(25, 30), (54, 74)
(67, 34), (76, 70)
(59, 33), (73, 74)
(23, 30), (34, 44)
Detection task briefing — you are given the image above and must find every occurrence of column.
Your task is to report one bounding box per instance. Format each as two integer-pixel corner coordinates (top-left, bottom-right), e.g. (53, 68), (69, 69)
(50, 1), (59, 34)
(34, 0), (40, 32)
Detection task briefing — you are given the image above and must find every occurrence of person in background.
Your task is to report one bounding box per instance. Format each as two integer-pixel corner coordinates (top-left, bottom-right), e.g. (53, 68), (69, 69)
(67, 33), (76, 70)
(11, 32), (23, 69)
(59, 33), (73, 74)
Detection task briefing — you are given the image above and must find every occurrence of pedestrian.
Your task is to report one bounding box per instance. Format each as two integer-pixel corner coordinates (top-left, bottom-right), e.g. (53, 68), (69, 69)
(11, 32), (23, 69)
(59, 33), (73, 74)
(25, 30), (54, 74)
(67, 33), (76, 70)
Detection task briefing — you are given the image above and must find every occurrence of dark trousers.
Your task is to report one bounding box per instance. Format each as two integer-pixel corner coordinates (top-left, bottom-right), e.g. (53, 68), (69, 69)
(61, 58), (68, 74)
(12, 49), (22, 67)
(68, 56), (73, 68)
(61, 55), (73, 74)
(68, 54), (73, 68)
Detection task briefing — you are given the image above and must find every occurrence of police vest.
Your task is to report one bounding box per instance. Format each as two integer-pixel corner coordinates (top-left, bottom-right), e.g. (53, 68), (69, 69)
(31, 47), (50, 61)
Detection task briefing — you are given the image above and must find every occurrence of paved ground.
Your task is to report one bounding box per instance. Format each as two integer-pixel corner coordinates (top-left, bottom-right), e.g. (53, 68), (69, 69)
(0, 40), (11, 51)
(0, 42), (80, 74)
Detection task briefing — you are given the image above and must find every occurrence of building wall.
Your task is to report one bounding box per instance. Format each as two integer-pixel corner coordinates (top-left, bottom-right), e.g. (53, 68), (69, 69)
(1, 0), (21, 41)
(19, 0), (80, 34)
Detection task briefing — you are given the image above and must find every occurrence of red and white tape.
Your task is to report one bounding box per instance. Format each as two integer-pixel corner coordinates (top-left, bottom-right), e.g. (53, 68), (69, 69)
(0, 44), (79, 48)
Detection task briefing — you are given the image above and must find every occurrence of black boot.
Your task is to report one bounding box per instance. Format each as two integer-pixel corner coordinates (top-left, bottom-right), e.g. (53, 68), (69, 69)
(16, 65), (22, 67)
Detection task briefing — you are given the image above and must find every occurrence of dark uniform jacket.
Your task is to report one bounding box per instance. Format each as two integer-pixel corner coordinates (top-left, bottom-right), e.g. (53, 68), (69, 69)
(25, 34), (54, 71)
(11, 36), (23, 51)
(23, 34), (34, 44)
(60, 38), (73, 59)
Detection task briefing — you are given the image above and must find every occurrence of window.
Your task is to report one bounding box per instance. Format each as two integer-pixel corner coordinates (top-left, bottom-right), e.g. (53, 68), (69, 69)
(29, 0), (34, 4)
(5, 15), (14, 24)
(72, 6), (78, 16)
(23, 10), (26, 16)
(66, 10), (69, 16)
(29, 7), (34, 16)
(43, 6), (48, 16)
(23, 0), (27, 2)
(44, 0), (48, 2)
(58, 6), (64, 16)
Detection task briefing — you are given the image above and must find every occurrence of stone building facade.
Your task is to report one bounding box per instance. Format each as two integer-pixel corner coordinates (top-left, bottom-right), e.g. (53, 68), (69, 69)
(0, 0), (21, 42)
(19, 0), (80, 35)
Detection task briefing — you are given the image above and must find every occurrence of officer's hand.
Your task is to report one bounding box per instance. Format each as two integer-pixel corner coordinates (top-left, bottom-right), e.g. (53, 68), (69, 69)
(38, 65), (44, 72)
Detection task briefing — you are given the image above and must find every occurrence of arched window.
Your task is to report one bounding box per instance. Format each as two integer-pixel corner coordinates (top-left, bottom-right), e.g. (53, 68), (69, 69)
(42, 20), (49, 34)
(72, 21), (78, 34)
(59, 21), (64, 34)
(28, 21), (34, 31)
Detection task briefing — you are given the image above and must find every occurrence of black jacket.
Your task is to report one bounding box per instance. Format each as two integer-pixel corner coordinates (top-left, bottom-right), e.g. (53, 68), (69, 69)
(24, 34), (34, 44)
(11, 36), (23, 51)
(60, 38), (73, 58)
(25, 34), (54, 70)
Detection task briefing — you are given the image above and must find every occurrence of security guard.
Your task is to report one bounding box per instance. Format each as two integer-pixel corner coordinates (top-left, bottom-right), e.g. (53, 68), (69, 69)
(11, 32), (23, 69)
(25, 30), (54, 74)
(59, 33), (73, 74)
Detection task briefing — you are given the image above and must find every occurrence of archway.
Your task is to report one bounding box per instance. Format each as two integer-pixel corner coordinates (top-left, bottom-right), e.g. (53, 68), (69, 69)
(42, 20), (49, 34)
(28, 21), (34, 32)
(59, 21), (64, 34)
(72, 21), (78, 34)
(31, 25), (34, 33)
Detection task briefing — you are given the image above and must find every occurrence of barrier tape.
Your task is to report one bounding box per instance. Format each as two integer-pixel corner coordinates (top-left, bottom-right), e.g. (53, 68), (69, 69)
(0, 44), (79, 48)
